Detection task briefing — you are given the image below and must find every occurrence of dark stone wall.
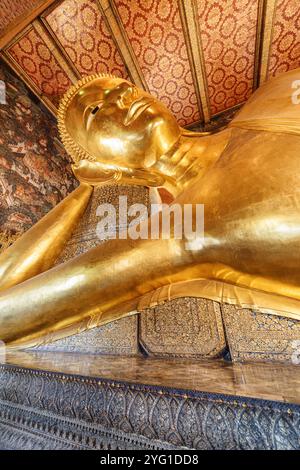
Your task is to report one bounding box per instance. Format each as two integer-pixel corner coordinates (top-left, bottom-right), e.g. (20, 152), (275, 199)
(0, 59), (77, 239)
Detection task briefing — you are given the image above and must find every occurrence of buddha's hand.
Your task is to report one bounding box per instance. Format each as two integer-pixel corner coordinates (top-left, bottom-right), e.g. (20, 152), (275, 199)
(72, 159), (165, 187)
(72, 159), (122, 186)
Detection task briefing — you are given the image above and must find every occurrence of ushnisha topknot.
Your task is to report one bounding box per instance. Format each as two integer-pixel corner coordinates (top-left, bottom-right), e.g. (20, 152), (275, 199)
(57, 73), (119, 164)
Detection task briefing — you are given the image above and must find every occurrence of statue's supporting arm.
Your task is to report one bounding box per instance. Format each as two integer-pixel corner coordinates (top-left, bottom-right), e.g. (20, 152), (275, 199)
(0, 231), (196, 347)
(0, 183), (92, 292)
(72, 159), (166, 188)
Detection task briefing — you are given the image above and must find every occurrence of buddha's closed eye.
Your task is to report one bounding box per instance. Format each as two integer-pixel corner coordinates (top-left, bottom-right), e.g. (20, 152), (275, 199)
(91, 100), (105, 115)
(91, 105), (100, 115)
(86, 101), (104, 130)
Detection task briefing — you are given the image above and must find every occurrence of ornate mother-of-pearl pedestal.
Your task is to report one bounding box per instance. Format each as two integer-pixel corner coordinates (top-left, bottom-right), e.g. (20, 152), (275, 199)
(222, 305), (300, 363)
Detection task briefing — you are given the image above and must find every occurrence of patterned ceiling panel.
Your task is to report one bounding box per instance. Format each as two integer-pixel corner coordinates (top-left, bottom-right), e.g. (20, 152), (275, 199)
(269, 0), (300, 78)
(45, 0), (128, 78)
(0, 0), (42, 36)
(7, 25), (72, 107)
(114, 0), (201, 126)
(196, 0), (259, 115)
(1, 0), (300, 124)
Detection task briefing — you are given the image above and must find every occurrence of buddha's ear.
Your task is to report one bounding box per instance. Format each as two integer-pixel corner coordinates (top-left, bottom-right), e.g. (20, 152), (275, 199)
(71, 160), (122, 186)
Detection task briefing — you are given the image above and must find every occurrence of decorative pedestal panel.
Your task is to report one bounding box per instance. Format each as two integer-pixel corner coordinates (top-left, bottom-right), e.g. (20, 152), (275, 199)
(34, 297), (300, 364)
(139, 297), (225, 358)
(222, 304), (300, 363)
(34, 316), (139, 356)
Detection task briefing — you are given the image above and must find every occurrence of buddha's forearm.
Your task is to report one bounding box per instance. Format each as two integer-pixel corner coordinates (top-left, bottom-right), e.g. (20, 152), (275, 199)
(0, 236), (194, 347)
(0, 183), (92, 292)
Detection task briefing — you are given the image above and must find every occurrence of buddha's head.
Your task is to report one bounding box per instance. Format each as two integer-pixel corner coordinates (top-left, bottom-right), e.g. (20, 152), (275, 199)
(58, 74), (181, 186)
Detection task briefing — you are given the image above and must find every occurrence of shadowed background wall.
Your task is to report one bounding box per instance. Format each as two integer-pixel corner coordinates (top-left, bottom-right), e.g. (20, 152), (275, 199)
(0, 59), (77, 250)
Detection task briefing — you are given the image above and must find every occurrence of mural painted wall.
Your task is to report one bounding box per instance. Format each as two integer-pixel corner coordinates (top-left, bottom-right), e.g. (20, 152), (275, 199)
(0, 58), (77, 249)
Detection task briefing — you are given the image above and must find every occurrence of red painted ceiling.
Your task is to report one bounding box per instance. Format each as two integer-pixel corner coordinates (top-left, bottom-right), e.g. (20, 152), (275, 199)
(1, 0), (300, 126)
(0, 0), (42, 35)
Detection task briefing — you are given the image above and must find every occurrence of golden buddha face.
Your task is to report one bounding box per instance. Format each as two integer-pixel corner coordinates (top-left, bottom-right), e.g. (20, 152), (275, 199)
(59, 75), (181, 184)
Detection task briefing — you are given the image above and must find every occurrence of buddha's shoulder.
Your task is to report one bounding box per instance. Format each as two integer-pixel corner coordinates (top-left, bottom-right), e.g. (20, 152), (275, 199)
(229, 68), (300, 136)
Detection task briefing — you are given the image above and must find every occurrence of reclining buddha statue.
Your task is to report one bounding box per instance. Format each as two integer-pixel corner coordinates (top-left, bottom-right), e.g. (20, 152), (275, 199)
(1, 68), (300, 351)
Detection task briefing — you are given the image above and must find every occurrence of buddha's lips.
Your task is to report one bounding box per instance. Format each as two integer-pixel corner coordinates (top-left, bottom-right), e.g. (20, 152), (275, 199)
(124, 98), (153, 126)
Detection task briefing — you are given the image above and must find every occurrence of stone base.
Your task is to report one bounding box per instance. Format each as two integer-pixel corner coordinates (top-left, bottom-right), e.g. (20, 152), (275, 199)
(33, 297), (300, 364)
(0, 358), (300, 450)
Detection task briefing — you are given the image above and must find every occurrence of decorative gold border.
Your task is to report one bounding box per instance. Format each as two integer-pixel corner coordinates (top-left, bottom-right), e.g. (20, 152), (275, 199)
(259, 0), (278, 85)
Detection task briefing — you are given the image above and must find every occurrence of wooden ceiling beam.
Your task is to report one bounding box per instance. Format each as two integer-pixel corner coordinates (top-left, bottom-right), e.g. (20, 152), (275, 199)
(33, 19), (78, 84)
(1, 20), (77, 116)
(97, 0), (148, 90)
(253, 0), (266, 90)
(0, 48), (57, 117)
(258, 0), (277, 85)
(179, 0), (210, 123)
(0, 0), (57, 50)
(40, 0), (82, 81)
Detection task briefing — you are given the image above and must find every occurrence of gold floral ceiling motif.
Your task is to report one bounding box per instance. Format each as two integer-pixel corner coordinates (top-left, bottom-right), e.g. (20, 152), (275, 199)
(0, 0), (42, 36)
(0, 0), (299, 126)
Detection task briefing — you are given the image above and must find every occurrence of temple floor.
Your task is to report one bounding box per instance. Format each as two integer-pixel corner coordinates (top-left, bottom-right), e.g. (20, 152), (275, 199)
(3, 351), (300, 404)
(1, 352), (300, 449)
